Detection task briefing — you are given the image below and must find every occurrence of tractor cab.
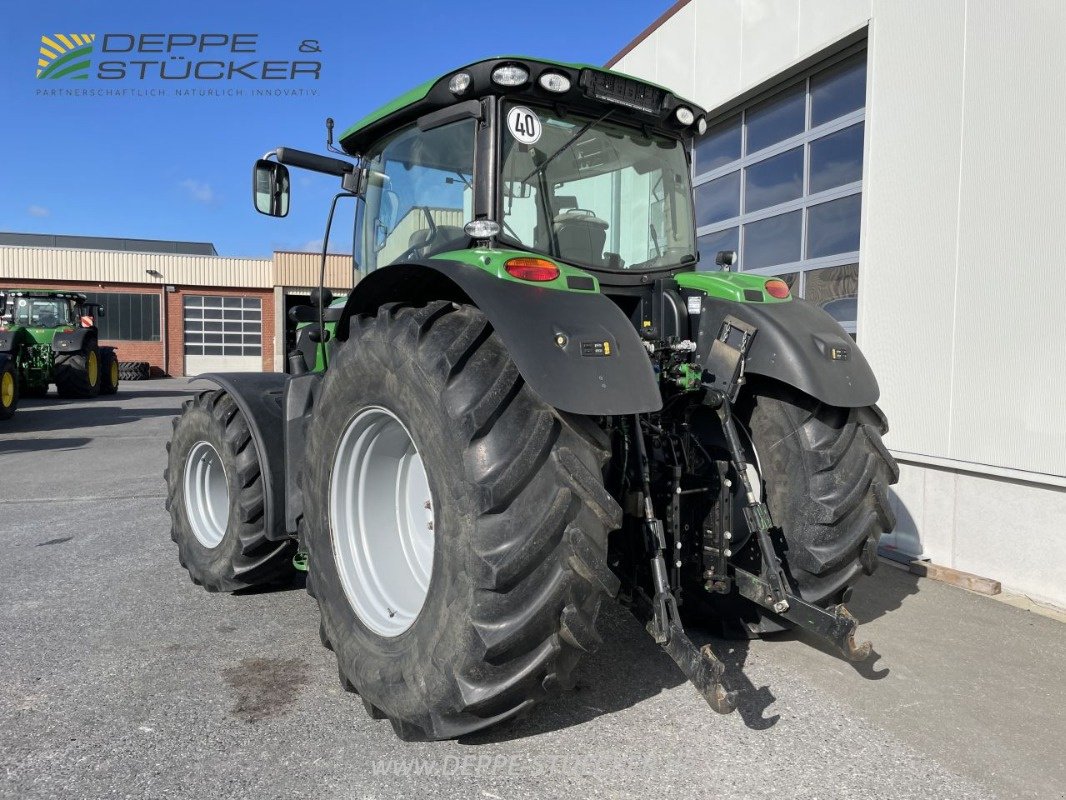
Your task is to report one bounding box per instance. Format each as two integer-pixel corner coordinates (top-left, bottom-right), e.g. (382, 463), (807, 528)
(1, 291), (103, 335)
(254, 58), (708, 288)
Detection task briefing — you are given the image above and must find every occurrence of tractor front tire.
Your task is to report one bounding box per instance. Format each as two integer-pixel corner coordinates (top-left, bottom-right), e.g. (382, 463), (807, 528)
(165, 389), (296, 592)
(303, 302), (621, 740)
(55, 342), (101, 398)
(99, 347), (120, 395)
(0, 357), (17, 420)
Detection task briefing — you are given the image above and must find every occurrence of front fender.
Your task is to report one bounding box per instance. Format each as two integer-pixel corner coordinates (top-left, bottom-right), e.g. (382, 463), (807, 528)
(339, 261), (662, 415)
(194, 372), (291, 541)
(697, 296), (879, 408)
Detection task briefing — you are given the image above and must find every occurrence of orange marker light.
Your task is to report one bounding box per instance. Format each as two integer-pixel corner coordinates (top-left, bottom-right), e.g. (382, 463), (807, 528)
(505, 257), (560, 282)
(764, 279), (790, 299)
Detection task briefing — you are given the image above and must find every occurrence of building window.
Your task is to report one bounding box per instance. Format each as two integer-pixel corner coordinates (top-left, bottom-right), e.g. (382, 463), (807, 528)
(82, 292), (161, 341)
(183, 295), (262, 357)
(693, 50), (866, 332)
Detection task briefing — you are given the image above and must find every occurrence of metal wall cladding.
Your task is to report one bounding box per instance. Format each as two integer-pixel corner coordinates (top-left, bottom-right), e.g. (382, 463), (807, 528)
(615, 0), (1066, 480)
(0, 245), (274, 289)
(0, 247), (359, 295)
(272, 251), (358, 291)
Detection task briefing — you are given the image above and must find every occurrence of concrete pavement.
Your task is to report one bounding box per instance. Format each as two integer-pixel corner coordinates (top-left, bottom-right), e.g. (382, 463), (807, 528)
(0, 379), (1062, 799)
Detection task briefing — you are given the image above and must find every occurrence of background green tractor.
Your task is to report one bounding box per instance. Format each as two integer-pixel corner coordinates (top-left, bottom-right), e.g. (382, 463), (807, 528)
(166, 57), (897, 739)
(0, 290), (119, 399)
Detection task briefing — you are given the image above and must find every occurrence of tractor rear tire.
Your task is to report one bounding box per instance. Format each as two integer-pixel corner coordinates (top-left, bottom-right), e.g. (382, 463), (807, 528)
(165, 389), (297, 592)
(99, 348), (120, 395)
(302, 302), (621, 740)
(0, 357), (17, 420)
(55, 342), (101, 398)
(701, 383), (898, 637)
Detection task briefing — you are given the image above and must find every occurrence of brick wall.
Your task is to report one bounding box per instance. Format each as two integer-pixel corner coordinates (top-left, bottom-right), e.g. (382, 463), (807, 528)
(1, 278), (275, 377)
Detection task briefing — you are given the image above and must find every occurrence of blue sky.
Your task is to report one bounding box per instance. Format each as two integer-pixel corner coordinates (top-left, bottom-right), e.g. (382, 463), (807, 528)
(0, 1), (664, 257)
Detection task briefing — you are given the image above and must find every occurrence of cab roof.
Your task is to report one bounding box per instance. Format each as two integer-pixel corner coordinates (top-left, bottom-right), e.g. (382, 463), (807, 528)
(339, 56), (706, 156)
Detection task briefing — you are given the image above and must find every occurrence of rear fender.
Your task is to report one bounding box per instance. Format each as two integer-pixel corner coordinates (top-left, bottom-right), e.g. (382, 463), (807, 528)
(696, 296), (879, 408)
(51, 328), (94, 355)
(195, 373), (292, 541)
(337, 260), (662, 415)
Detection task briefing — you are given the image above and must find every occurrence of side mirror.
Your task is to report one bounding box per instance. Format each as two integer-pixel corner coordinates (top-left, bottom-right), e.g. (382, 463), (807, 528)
(253, 159), (290, 217)
(309, 287), (334, 307)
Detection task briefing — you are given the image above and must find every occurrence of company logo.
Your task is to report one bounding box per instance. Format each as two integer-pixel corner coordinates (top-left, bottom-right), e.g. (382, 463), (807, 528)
(37, 34), (96, 80)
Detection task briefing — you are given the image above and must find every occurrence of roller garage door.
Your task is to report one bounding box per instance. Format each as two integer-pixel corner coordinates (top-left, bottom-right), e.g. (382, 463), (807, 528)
(183, 295), (262, 373)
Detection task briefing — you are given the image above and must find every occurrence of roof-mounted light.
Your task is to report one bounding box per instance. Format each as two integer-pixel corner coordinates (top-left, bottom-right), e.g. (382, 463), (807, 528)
(696, 116), (708, 135)
(448, 72), (471, 95)
(538, 71), (571, 93)
(464, 219), (500, 239)
(675, 106), (695, 126)
(492, 64), (529, 86)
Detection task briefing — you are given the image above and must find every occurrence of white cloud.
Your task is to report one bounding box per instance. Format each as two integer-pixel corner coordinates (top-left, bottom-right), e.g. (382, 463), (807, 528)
(179, 179), (215, 205)
(27, 205), (50, 217)
(301, 238), (324, 252)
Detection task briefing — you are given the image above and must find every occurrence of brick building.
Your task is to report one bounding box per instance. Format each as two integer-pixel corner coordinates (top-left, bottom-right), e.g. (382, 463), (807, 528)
(0, 233), (355, 376)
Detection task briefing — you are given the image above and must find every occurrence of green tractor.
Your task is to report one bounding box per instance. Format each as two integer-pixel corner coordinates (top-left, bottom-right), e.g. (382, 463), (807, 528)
(0, 290), (120, 399)
(166, 57), (898, 739)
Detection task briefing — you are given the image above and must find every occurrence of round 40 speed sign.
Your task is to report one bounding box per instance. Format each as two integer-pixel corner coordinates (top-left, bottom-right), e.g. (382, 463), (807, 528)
(506, 106), (542, 145)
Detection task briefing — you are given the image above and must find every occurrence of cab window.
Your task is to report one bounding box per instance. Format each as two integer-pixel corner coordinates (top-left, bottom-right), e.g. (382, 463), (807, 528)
(356, 120), (476, 271)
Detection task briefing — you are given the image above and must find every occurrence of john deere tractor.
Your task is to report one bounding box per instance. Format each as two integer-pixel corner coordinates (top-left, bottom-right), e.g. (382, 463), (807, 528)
(0, 290), (119, 399)
(166, 57), (898, 739)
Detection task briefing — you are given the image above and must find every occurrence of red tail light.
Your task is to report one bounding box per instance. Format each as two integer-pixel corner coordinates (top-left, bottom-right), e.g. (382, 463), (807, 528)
(764, 279), (790, 299)
(505, 257), (560, 282)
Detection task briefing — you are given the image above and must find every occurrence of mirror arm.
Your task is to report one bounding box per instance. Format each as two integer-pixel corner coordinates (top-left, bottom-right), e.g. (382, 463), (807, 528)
(342, 168), (367, 196)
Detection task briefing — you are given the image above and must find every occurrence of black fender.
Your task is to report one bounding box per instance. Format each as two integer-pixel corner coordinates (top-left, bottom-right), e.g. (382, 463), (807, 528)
(51, 328), (95, 354)
(0, 331), (14, 354)
(696, 296), (879, 408)
(195, 372), (292, 541)
(337, 260), (662, 415)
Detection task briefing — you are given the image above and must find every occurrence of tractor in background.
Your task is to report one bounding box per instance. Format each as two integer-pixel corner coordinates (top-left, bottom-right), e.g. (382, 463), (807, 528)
(0, 290), (119, 398)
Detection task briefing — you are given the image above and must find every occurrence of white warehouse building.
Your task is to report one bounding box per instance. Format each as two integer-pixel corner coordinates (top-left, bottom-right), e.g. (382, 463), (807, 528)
(609, 0), (1066, 607)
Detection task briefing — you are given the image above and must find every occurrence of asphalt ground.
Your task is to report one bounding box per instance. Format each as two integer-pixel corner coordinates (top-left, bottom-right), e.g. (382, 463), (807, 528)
(1, 379), (1063, 800)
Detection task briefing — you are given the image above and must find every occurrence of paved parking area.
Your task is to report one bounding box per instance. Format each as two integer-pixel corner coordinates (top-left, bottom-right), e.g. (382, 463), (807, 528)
(1, 379), (1063, 800)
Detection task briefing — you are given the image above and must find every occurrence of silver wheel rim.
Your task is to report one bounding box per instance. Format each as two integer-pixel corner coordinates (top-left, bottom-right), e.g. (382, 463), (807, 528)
(329, 406), (434, 637)
(184, 441), (230, 548)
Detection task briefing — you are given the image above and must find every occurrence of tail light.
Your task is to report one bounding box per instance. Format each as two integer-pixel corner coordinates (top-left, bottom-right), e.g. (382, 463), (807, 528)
(505, 257), (560, 282)
(764, 279), (790, 299)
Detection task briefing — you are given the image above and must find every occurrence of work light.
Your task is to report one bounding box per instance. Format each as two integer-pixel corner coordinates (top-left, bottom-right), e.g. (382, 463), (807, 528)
(492, 64), (529, 86)
(538, 72), (571, 93)
(448, 72), (471, 95)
